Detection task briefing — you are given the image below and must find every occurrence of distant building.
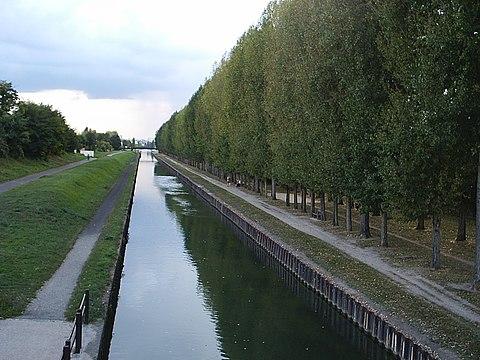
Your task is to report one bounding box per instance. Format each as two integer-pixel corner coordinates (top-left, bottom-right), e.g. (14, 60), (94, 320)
(80, 149), (95, 158)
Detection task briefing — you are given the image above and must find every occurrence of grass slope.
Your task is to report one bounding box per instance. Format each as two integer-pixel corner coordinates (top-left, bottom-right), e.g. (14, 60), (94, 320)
(65, 158), (137, 321)
(0, 152), (136, 318)
(161, 155), (480, 360)
(0, 153), (84, 183)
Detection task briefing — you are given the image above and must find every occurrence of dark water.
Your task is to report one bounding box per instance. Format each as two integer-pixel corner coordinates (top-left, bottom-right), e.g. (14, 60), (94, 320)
(109, 152), (394, 360)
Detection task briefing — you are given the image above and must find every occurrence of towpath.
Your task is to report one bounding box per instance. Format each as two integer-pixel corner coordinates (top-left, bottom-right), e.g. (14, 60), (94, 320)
(0, 158), (93, 194)
(0, 159), (136, 360)
(161, 155), (480, 325)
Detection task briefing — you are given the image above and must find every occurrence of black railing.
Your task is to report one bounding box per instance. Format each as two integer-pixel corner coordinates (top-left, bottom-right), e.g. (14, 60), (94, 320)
(61, 290), (90, 360)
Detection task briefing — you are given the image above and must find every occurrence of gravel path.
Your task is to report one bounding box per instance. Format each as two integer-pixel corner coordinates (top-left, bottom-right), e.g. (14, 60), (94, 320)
(164, 155), (480, 325)
(0, 158), (92, 194)
(22, 163), (134, 320)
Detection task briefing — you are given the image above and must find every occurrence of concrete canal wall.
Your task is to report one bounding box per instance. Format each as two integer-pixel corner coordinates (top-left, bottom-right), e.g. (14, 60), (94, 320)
(158, 156), (439, 360)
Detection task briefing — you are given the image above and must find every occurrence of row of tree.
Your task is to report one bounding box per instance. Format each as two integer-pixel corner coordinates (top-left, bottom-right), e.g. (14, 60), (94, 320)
(156, 1), (479, 284)
(0, 81), (125, 157)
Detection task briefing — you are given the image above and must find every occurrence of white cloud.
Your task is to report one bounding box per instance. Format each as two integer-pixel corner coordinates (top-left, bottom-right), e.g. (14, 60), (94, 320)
(20, 90), (173, 139)
(2, 0), (272, 138)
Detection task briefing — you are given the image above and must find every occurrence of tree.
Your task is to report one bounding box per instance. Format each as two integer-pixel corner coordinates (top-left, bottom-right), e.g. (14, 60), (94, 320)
(0, 81), (18, 114)
(18, 102), (67, 158)
(108, 132), (122, 150)
(83, 127), (97, 150)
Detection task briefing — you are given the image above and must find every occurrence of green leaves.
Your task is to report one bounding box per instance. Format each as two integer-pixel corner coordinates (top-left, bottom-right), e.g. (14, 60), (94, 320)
(156, 0), (479, 221)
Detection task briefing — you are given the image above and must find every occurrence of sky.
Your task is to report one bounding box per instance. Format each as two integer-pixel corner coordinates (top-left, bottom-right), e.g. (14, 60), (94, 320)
(1, 0), (271, 139)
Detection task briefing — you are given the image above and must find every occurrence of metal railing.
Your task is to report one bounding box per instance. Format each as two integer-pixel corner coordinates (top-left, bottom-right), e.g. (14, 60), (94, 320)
(61, 290), (90, 360)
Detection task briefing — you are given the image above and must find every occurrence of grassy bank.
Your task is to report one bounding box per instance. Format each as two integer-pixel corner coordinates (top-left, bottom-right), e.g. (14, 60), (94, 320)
(0, 152), (136, 318)
(160, 155), (480, 359)
(262, 192), (478, 309)
(0, 153), (85, 183)
(65, 157), (137, 321)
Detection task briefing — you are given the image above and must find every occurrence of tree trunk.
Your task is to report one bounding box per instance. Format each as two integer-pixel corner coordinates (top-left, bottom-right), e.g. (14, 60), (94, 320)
(380, 209), (388, 247)
(318, 192), (326, 221)
(294, 186), (298, 209)
(431, 214), (441, 270)
(474, 153), (480, 289)
(271, 178), (276, 200)
(416, 216), (425, 230)
(310, 190), (316, 217)
(301, 188), (307, 213)
(456, 201), (467, 242)
(346, 197), (353, 232)
(286, 186), (290, 207)
(264, 178), (268, 198)
(332, 197), (339, 226)
(360, 212), (371, 238)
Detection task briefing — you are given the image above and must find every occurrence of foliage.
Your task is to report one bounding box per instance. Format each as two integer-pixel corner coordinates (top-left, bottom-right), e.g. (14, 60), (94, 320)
(155, 0), (479, 266)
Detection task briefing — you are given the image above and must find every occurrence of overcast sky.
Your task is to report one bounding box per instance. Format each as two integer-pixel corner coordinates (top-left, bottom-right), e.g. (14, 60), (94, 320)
(1, 0), (271, 139)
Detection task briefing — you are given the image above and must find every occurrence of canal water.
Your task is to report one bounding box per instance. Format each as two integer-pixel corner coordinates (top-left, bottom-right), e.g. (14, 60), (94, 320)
(109, 152), (393, 360)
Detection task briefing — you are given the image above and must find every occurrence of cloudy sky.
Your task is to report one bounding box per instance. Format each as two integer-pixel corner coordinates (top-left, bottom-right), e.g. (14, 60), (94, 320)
(1, 0), (271, 139)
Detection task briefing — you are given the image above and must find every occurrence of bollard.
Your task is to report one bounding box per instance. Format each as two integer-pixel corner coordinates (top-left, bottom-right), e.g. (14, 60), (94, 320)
(62, 340), (71, 360)
(75, 309), (82, 353)
(84, 289), (90, 324)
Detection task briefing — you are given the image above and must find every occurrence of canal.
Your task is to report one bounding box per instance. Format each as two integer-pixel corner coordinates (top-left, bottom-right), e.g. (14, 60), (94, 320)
(108, 152), (394, 359)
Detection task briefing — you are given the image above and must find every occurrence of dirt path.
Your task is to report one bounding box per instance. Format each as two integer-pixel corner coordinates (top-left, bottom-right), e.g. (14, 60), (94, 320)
(0, 158), (93, 194)
(164, 155), (480, 325)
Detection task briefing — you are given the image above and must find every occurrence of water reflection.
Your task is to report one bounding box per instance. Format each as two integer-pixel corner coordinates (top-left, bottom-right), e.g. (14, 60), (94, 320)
(109, 153), (393, 360)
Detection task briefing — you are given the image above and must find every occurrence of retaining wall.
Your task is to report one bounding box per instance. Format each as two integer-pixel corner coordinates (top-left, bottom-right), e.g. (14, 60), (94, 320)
(158, 156), (439, 360)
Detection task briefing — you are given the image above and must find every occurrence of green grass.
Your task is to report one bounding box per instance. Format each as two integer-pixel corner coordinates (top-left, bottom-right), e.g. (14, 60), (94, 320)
(0, 153), (85, 183)
(65, 159), (137, 321)
(161, 155), (480, 360)
(0, 152), (136, 318)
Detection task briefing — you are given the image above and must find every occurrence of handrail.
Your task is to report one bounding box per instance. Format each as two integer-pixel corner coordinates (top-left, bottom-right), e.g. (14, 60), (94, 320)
(61, 289), (90, 360)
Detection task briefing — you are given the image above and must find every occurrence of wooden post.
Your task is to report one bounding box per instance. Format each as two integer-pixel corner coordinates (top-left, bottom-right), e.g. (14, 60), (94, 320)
(75, 309), (82, 353)
(84, 289), (90, 324)
(62, 340), (71, 360)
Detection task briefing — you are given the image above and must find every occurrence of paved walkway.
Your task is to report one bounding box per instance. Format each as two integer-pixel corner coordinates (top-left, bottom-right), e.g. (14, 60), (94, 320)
(0, 319), (100, 360)
(0, 158), (92, 194)
(23, 163), (133, 319)
(0, 159), (136, 359)
(162, 155), (480, 325)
